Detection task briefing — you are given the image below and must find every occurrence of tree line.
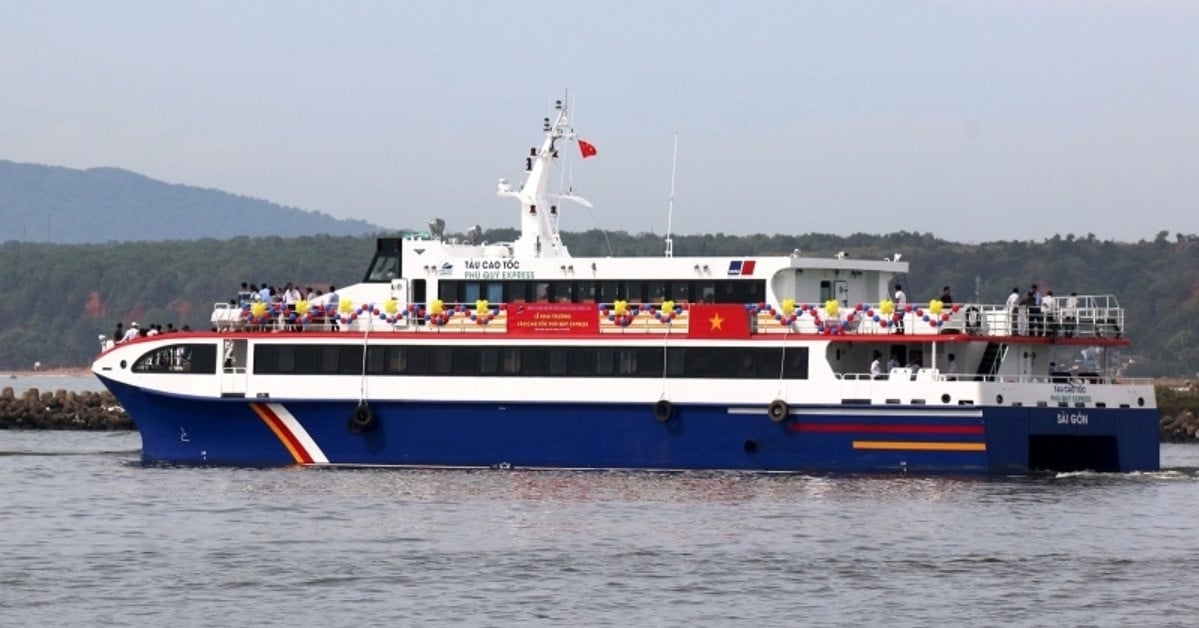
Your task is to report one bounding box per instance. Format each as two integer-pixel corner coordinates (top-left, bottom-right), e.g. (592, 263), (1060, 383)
(2, 229), (1196, 375)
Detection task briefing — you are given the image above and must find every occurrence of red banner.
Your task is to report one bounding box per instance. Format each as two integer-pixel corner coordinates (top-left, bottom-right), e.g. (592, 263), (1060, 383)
(688, 304), (751, 339)
(507, 303), (599, 335)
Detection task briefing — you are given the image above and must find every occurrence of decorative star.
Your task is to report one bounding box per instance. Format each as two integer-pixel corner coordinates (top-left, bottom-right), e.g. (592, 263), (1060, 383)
(709, 313), (724, 331)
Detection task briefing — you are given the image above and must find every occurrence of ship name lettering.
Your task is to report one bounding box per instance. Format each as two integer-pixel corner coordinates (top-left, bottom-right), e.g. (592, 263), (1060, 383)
(1056, 411), (1089, 425)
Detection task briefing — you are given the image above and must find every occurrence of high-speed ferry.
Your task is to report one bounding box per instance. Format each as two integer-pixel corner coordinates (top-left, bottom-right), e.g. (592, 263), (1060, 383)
(92, 100), (1159, 473)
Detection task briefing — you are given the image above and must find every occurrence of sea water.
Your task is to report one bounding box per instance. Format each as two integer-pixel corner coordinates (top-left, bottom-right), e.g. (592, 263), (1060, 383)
(2, 429), (1198, 627)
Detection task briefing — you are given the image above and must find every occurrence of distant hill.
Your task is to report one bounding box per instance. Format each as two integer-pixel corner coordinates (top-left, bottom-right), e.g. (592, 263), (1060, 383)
(0, 160), (381, 243)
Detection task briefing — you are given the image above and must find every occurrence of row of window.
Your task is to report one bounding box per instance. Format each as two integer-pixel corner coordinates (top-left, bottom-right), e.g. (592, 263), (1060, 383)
(251, 344), (809, 379)
(436, 279), (767, 306)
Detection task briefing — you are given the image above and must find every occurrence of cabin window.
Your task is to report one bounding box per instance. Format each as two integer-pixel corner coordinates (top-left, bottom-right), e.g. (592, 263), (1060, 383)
(406, 347), (430, 374)
(645, 281), (667, 303)
(548, 349), (568, 375)
(598, 281), (622, 303)
(132, 343), (217, 374)
(506, 282), (529, 303)
(451, 348), (477, 375)
(577, 282), (598, 303)
(479, 349), (499, 375)
(670, 282), (691, 303)
(500, 348), (521, 374)
(364, 253), (401, 283)
(485, 283), (503, 303)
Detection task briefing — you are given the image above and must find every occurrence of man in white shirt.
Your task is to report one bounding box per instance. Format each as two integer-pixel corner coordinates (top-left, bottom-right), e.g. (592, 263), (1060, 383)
(1005, 287), (1021, 335)
(946, 353), (959, 380)
(122, 322), (141, 342)
(1041, 291), (1057, 337)
(1063, 292), (1079, 338)
(870, 351), (883, 379)
(894, 285), (907, 335)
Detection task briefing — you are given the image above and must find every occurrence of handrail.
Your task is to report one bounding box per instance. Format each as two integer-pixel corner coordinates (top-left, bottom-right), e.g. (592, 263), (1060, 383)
(207, 295), (1127, 340)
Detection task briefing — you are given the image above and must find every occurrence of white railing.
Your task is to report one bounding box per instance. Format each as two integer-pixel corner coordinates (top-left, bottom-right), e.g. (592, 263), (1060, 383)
(207, 295), (1126, 339)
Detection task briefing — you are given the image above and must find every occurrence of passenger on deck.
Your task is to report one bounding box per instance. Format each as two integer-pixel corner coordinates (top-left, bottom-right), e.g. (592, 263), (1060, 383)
(237, 282), (252, 307)
(870, 351), (883, 379)
(1063, 292), (1079, 338)
(1029, 284), (1044, 336)
(1020, 290), (1037, 336)
(122, 322), (141, 343)
(893, 285), (907, 335)
(1006, 287), (1021, 335)
(946, 354), (959, 380)
(940, 285), (953, 305)
(327, 286), (340, 331)
(1042, 291), (1057, 337)
(113, 322), (125, 344)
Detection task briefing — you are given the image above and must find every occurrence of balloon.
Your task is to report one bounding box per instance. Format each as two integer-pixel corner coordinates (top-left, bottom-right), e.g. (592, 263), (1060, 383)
(384, 299), (398, 315)
(880, 299), (895, 315)
(781, 298), (796, 315)
(614, 300), (628, 315)
(339, 299), (353, 314)
(929, 299), (943, 315)
(250, 302), (267, 318)
(824, 299), (840, 317)
(430, 299), (444, 315)
(296, 300), (311, 315)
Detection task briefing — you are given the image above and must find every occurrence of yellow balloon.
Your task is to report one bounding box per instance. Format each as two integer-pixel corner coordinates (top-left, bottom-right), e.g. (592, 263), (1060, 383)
(824, 299), (839, 317)
(339, 298), (353, 314)
(614, 299), (628, 315)
(430, 299), (444, 315)
(475, 299), (489, 313)
(384, 298), (398, 315)
(781, 298), (796, 315)
(296, 300), (310, 315)
(661, 299), (675, 312)
(929, 299), (943, 315)
(250, 302), (267, 317)
(880, 299), (894, 315)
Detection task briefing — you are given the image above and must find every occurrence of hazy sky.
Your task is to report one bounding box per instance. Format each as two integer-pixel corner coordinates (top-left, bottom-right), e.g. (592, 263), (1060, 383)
(2, 1), (1196, 242)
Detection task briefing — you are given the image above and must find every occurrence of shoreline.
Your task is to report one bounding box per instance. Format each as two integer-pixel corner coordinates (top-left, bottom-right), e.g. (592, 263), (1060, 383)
(3, 368), (92, 378)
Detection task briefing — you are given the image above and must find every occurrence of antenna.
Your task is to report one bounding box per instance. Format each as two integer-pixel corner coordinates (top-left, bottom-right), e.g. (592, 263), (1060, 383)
(665, 131), (678, 258)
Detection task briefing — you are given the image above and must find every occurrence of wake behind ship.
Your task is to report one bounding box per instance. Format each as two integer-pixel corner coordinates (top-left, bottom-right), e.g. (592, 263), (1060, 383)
(92, 100), (1159, 473)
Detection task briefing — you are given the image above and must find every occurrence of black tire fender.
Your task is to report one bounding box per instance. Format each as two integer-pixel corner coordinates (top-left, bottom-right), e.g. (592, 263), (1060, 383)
(349, 402), (375, 433)
(767, 399), (789, 423)
(653, 399), (673, 422)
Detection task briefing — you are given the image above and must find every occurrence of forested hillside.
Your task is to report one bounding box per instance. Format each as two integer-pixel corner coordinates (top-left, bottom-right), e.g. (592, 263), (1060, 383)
(0, 160), (380, 242)
(2, 229), (1197, 375)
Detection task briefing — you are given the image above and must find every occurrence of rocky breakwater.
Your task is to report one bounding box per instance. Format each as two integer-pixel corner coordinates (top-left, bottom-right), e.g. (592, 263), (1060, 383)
(0, 387), (132, 430)
(1157, 382), (1199, 443)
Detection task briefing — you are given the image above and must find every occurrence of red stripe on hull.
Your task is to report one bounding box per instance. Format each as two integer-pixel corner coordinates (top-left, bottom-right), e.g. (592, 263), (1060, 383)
(254, 403), (314, 464)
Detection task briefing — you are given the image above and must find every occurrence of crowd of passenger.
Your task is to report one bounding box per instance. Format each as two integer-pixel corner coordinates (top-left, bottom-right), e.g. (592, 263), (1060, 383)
(235, 282), (333, 309)
(1003, 284), (1081, 337)
(106, 321), (191, 349)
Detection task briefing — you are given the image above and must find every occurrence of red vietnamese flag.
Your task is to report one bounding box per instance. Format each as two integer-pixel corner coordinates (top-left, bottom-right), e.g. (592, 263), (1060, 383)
(578, 139), (598, 159)
(688, 304), (751, 339)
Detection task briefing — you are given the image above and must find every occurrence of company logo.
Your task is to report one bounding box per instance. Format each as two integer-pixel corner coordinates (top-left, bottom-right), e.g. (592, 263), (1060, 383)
(727, 260), (756, 276)
(439, 262), (454, 276)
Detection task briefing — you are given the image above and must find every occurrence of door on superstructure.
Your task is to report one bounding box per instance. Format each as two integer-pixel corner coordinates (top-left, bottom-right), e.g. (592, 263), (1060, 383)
(391, 278), (410, 326)
(835, 279), (849, 308)
(220, 339), (248, 397)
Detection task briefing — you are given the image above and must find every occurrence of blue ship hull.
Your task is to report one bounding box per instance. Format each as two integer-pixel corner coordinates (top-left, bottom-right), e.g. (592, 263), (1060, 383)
(100, 377), (1160, 474)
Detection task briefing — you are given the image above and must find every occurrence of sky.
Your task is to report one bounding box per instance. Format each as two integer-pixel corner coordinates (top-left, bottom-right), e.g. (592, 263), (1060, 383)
(2, 1), (1197, 243)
